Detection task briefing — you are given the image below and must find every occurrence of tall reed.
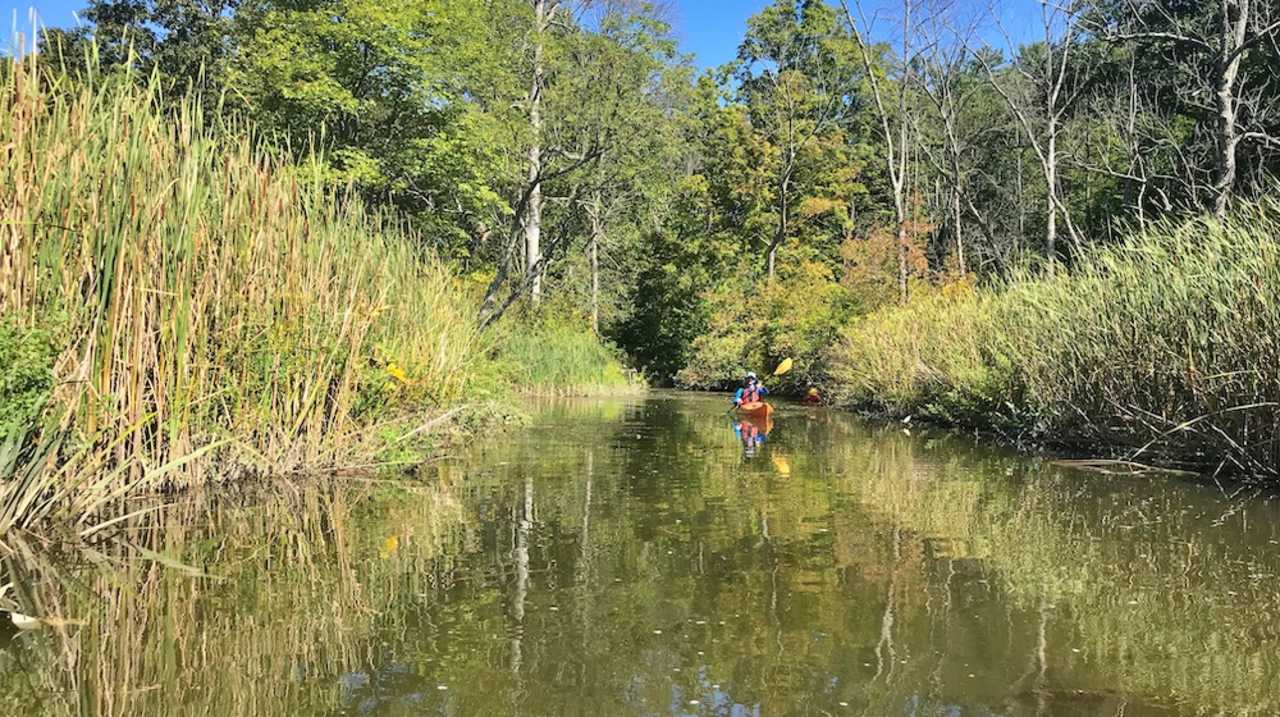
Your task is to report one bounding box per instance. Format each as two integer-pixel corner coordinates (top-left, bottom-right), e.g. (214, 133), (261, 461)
(828, 200), (1280, 475)
(0, 54), (484, 501)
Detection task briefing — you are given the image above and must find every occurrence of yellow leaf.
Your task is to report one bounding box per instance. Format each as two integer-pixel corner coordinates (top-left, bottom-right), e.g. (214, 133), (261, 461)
(387, 364), (410, 384)
(379, 535), (399, 558)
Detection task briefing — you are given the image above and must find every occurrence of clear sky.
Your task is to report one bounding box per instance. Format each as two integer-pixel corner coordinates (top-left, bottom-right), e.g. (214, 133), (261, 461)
(3, 1), (1033, 66)
(670, 0), (772, 68)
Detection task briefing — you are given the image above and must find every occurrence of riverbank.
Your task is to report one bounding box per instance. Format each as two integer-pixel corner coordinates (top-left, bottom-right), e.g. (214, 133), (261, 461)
(825, 201), (1280, 478)
(0, 61), (635, 533)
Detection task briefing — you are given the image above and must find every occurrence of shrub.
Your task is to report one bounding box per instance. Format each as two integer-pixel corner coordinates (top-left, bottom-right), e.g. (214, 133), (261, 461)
(0, 322), (56, 437)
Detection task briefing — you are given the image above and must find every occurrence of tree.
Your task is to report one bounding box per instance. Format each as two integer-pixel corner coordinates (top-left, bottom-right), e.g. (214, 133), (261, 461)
(838, 0), (922, 302)
(1096, 0), (1280, 218)
(480, 0), (687, 327)
(50, 0), (238, 93)
(967, 0), (1098, 264)
(230, 0), (521, 252)
(914, 9), (990, 276)
(736, 0), (859, 279)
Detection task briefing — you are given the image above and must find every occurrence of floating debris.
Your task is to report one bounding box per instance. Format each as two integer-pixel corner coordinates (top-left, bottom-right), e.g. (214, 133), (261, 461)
(8, 612), (40, 631)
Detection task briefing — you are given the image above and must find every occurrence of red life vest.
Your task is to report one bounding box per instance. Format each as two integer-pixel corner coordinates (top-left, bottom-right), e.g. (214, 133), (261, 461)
(741, 385), (761, 403)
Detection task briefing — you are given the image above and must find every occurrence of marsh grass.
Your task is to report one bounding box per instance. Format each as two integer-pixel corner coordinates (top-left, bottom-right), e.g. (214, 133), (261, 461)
(829, 201), (1280, 475)
(487, 311), (641, 396)
(0, 53), (485, 519)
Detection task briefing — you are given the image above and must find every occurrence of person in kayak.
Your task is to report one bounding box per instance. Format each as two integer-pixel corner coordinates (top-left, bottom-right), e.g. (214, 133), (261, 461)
(733, 372), (769, 407)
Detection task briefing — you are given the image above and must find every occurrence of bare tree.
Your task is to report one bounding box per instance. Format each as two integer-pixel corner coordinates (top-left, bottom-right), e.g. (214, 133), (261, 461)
(916, 4), (987, 275)
(1098, 0), (1280, 219)
(967, 0), (1095, 265)
(838, 0), (921, 302)
(1061, 53), (1191, 230)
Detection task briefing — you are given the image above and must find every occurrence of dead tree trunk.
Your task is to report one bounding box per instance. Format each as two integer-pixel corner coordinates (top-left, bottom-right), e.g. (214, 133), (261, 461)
(588, 194), (602, 334)
(525, 0), (547, 303)
(769, 169), (791, 280)
(1213, 0), (1250, 220)
(841, 0), (916, 304)
(1102, 0), (1280, 220)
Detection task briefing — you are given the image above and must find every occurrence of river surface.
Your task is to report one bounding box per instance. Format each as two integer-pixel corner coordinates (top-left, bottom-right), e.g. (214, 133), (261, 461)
(2, 392), (1280, 716)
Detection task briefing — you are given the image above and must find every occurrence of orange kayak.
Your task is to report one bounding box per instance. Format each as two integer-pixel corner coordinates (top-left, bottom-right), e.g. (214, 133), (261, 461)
(737, 401), (774, 419)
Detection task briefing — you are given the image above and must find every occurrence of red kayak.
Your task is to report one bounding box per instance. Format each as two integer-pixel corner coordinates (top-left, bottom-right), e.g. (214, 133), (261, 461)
(737, 401), (774, 419)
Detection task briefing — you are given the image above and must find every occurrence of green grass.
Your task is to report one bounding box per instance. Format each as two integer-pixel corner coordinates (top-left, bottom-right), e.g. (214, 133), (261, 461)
(487, 309), (642, 396)
(828, 200), (1280, 475)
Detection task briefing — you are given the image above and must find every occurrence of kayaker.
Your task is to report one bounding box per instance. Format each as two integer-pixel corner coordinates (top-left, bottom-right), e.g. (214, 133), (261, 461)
(733, 372), (769, 407)
(803, 386), (821, 405)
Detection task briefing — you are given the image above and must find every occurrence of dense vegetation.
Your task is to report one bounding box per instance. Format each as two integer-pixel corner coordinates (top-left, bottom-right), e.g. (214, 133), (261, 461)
(829, 200), (1280, 473)
(2, 0), (1279, 506)
(0, 58), (633, 529)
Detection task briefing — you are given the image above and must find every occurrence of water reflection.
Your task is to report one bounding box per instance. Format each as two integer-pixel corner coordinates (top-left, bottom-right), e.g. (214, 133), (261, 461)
(731, 416), (772, 458)
(1, 393), (1279, 716)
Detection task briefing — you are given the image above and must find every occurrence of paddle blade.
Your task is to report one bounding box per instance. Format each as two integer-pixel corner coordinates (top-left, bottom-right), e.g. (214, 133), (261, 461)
(773, 358), (793, 376)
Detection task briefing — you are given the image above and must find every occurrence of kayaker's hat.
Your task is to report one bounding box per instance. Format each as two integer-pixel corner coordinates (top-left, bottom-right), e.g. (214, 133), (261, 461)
(746, 372), (758, 383)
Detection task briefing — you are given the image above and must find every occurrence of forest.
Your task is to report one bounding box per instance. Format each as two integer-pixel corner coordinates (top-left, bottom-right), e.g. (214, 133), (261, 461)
(3, 0), (1280, 507)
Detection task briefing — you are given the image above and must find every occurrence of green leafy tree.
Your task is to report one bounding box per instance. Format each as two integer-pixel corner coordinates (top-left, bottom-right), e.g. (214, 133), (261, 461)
(228, 0), (521, 253)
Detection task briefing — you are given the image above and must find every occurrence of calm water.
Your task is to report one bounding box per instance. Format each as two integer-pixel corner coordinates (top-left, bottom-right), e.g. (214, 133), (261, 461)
(3, 392), (1280, 716)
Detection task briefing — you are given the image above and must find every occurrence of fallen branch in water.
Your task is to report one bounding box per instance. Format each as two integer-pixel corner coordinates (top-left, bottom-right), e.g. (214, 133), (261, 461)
(391, 406), (471, 446)
(1052, 459), (1200, 478)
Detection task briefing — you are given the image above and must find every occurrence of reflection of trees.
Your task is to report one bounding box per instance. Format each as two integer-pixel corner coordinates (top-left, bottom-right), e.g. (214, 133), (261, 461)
(510, 473), (532, 675)
(831, 426), (1280, 715)
(4, 396), (1280, 716)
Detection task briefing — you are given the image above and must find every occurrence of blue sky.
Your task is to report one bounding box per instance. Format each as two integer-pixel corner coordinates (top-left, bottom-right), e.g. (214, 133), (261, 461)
(4, 1), (1033, 66)
(1, 0), (770, 65)
(671, 0), (770, 68)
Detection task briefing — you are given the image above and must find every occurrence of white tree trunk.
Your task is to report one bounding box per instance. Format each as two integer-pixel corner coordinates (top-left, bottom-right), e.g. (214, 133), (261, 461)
(511, 473), (532, 672)
(589, 200), (601, 334)
(1046, 121), (1057, 264)
(1213, 0), (1249, 220)
(525, 0), (547, 302)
